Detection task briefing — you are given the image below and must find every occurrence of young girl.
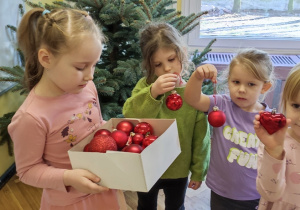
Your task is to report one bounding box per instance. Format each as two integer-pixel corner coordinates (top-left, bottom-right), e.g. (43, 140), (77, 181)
(184, 48), (275, 210)
(254, 63), (300, 209)
(8, 8), (126, 210)
(122, 22), (211, 210)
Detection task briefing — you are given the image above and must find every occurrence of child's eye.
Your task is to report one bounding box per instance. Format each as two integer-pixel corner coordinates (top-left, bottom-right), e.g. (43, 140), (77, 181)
(154, 63), (161, 67)
(169, 58), (175, 62)
(233, 81), (239, 84)
(248, 83), (255, 86)
(75, 66), (85, 71)
(292, 104), (300, 109)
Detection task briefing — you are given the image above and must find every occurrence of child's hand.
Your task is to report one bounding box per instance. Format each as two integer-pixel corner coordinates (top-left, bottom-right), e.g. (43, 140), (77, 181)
(253, 113), (291, 160)
(63, 169), (109, 194)
(193, 64), (218, 83)
(151, 73), (178, 99)
(188, 180), (202, 190)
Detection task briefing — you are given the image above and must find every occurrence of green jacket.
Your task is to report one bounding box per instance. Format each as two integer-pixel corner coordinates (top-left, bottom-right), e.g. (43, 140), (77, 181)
(123, 77), (210, 181)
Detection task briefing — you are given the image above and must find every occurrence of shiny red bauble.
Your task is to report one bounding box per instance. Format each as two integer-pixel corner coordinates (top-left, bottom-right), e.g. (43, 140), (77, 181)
(110, 130), (128, 150)
(116, 121), (134, 136)
(86, 134), (117, 153)
(166, 90), (183, 111)
(134, 122), (153, 136)
(259, 109), (286, 134)
(142, 135), (158, 149)
(122, 144), (143, 153)
(132, 133), (144, 145)
(94, 129), (111, 137)
(208, 106), (226, 127)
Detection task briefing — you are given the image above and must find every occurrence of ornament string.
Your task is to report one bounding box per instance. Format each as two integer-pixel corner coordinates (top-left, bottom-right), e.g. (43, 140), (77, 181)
(213, 81), (217, 105)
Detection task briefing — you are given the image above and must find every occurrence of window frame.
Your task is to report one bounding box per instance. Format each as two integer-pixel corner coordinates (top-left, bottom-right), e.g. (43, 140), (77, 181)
(182, 0), (300, 54)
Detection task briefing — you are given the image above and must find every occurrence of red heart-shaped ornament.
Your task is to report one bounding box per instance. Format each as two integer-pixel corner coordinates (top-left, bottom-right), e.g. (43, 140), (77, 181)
(259, 109), (286, 134)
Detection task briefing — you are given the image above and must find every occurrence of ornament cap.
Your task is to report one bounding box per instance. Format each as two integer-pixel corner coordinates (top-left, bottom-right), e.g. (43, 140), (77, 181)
(271, 108), (277, 114)
(212, 106), (219, 111)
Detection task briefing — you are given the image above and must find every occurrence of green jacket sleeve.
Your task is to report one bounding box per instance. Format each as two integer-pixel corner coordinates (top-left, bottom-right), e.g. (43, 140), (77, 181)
(123, 78), (164, 118)
(190, 112), (211, 181)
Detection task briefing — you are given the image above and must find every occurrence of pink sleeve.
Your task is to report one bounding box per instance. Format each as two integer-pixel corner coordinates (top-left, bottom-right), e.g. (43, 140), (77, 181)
(256, 142), (286, 201)
(9, 112), (67, 192)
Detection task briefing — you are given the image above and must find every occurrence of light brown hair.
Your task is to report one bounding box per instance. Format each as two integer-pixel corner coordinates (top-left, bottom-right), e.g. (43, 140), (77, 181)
(17, 8), (105, 90)
(218, 48), (276, 101)
(280, 63), (300, 113)
(139, 22), (189, 84)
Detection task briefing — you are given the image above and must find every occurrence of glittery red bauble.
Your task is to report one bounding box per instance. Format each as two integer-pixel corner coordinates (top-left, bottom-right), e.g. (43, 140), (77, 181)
(87, 135), (117, 153)
(208, 106), (226, 127)
(259, 109), (286, 134)
(166, 90), (183, 111)
(110, 130), (129, 150)
(134, 122), (153, 136)
(122, 144), (143, 153)
(142, 135), (158, 149)
(116, 121), (134, 136)
(132, 133), (144, 145)
(83, 143), (90, 152)
(94, 129), (111, 137)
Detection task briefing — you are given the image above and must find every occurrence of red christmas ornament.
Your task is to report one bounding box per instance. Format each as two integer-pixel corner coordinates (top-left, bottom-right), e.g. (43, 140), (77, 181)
(208, 106), (226, 127)
(122, 144), (143, 153)
(132, 133), (144, 145)
(166, 90), (183, 111)
(87, 134), (117, 153)
(110, 130), (129, 150)
(83, 143), (90, 152)
(142, 135), (158, 149)
(134, 122), (153, 136)
(116, 120), (134, 136)
(259, 109), (286, 134)
(94, 129), (111, 137)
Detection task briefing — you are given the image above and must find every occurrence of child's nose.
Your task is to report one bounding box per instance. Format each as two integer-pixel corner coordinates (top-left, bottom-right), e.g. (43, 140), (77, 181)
(164, 64), (172, 72)
(84, 68), (94, 81)
(238, 85), (246, 93)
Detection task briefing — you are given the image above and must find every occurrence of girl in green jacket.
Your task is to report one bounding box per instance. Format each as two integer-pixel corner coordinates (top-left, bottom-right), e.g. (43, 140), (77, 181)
(123, 22), (211, 210)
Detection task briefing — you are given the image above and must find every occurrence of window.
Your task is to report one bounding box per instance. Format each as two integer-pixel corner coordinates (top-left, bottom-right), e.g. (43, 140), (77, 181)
(182, 0), (300, 54)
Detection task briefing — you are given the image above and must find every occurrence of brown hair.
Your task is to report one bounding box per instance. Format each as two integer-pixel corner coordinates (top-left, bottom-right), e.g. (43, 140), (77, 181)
(139, 22), (189, 84)
(280, 63), (300, 113)
(218, 48), (276, 101)
(17, 8), (105, 90)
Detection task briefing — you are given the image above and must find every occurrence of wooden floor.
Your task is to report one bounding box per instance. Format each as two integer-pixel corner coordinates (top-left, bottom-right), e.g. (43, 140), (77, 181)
(0, 174), (211, 210)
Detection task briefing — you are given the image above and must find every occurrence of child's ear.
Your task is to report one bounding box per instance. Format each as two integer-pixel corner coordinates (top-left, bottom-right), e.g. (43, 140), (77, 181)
(261, 82), (272, 94)
(38, 48), (52, 69)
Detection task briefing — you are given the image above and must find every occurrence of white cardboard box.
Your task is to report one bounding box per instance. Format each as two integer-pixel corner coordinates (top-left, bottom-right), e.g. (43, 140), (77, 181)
(68, 118), (181, 192)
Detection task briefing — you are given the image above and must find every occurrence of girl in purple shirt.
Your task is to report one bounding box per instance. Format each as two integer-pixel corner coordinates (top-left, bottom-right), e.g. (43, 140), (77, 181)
(185, 49), (276, 210)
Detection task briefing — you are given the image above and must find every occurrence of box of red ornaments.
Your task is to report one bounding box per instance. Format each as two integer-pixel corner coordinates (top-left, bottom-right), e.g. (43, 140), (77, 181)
(68, 118), (181, 192)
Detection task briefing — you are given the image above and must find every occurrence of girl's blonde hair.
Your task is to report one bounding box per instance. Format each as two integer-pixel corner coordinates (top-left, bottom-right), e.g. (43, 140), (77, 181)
(280, 63), (300, 113)
(17, 8), (105, 90)
(139, 22), (190, 84)
(218, 48), (276, 101)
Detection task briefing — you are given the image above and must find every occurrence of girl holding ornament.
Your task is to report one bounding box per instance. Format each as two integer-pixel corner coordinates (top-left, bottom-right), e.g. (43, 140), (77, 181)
(122, 22), (211, 210)
(8, 8), (126, 210)
(184, 48), (275, 209)
(253, 63), (300, 209)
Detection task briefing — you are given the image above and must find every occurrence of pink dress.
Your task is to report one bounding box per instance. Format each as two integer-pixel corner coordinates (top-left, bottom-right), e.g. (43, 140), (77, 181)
(8, 81), (126, 210)
(256, 132), (300, 210)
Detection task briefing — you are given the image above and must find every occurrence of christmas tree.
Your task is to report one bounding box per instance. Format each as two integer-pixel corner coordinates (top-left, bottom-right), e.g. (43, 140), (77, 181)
(0, 0), (215, 155)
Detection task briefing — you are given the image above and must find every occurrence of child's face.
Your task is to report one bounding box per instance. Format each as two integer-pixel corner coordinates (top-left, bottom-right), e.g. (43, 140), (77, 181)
(45, 34), (102, 96)
(228, 64), (269, 112)
(151, 47), (182, 77)
(286, 92), (300, 142)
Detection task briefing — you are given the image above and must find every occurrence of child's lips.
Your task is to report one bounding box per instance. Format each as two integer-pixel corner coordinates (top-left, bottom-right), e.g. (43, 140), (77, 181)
(237, 97), (246, 100)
